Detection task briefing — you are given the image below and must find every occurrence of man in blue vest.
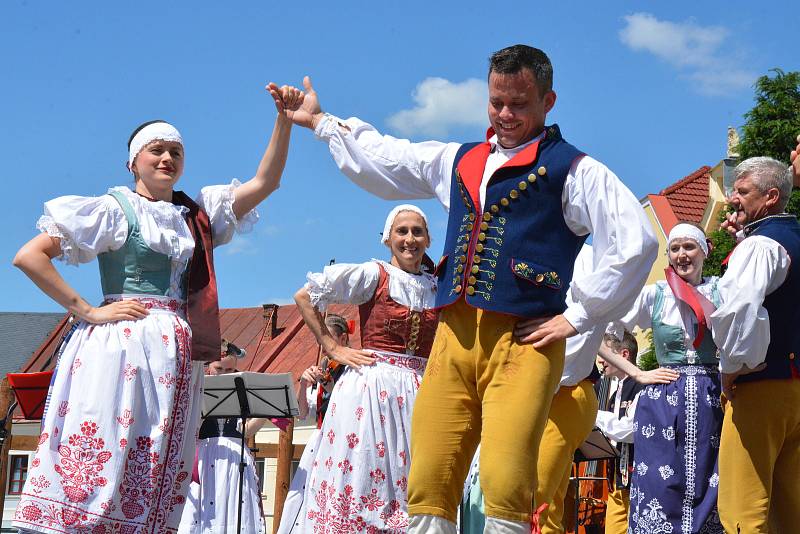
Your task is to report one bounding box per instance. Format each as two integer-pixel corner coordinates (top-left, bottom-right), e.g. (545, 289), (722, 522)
(710, 156), (800, 533)
(279, 45), (657, 533)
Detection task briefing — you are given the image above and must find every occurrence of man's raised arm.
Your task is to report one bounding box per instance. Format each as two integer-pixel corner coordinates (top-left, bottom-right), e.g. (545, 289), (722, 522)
(284, 76), (459, 208)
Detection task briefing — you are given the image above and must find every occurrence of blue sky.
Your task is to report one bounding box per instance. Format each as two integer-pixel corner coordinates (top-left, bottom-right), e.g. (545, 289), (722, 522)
(1, 0), (796, 312)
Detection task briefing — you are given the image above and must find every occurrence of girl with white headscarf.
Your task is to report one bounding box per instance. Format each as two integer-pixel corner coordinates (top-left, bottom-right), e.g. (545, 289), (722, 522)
(611, 222), (724, 534)
(278, 205), (439, 533)
(11, 84), (302, 534)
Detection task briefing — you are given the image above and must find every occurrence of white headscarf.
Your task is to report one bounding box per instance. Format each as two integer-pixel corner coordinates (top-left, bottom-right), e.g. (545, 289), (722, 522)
(668, 223), (708, 256)
(381, 204), (429, 244)
(128, 122), (183, 170)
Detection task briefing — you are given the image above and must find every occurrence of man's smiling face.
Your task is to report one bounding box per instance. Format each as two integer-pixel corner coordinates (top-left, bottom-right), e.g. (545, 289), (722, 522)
(487, 68), (555, 149)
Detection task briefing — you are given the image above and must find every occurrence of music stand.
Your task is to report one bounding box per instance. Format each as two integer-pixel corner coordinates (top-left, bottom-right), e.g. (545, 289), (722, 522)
(202, 372), (298, 533)
(570, 428), (618, 532)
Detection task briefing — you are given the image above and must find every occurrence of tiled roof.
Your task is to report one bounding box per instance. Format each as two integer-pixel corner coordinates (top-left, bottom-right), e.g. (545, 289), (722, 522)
(659, 166), (711, 224)
(0, 312), (66, 378)
(221, 304), (360, 378)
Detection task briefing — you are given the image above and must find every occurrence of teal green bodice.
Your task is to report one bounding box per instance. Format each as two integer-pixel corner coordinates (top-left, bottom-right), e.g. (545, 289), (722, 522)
(651, 280), (720, 365)
(97, 191), (173, 296)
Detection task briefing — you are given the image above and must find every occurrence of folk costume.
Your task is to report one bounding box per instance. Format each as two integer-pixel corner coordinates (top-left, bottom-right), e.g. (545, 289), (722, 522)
(13, 123), (258, 534)
(459, 245), (605, 534)
(313, 115), (657, 533)
(178, 417), (264, 533)
(615, 224), (724, 534)
(710, 214), (800, 533)
(594, 375), (643, 534)
(276, 256), (438, 533)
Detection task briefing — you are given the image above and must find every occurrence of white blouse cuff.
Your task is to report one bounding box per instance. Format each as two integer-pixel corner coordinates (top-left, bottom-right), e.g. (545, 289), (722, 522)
(305, 272), (334, 311)
(719, 356), (760, 375)
(314, 113), (340, 141)
(222, 179), (259, 235)
(563, 304), (590, 334)
(36, 215), (79, 266)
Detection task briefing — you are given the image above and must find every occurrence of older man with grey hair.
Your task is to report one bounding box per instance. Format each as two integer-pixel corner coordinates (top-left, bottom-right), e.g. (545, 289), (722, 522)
(710, 156), (800, 533)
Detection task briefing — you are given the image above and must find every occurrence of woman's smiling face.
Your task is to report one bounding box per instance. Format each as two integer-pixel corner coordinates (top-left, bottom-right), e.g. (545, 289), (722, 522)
(668, 237), (705, 285)
(387, 211), (430, 273)
(130, 140), (184, 198)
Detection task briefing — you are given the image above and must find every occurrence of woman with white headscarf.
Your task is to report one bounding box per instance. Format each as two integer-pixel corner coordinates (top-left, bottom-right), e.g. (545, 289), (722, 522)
(278, 205), (439, 533)
(612, 222), (724, 534)
(11, 84), (302, 534)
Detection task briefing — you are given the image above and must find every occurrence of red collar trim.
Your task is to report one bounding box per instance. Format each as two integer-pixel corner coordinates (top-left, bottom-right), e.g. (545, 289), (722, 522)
(456, 143), (491, 210)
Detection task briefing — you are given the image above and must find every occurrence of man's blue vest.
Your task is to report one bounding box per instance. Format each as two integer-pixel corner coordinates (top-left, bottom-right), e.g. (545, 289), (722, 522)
(433, 125), (586, 318)
(737, 214), (800, 383)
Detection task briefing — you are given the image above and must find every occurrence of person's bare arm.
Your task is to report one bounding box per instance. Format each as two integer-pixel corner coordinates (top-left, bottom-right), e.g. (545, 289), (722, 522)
(244, 418), (269, 438)
(231, 84), (303, 219)
(13, 233), (148, 324)
(294, 287), (375, 368)
(597, 343), (679, 384)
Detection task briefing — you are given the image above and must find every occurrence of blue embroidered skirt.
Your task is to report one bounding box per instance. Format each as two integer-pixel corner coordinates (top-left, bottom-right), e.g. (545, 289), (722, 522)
(628, 365), (724, 534)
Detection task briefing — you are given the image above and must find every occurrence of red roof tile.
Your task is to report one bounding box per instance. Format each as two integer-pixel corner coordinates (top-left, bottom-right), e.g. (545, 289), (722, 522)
(658, 166), (711, 224)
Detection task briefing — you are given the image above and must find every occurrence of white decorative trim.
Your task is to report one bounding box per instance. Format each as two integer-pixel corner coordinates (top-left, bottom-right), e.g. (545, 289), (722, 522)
(681, 374), (698, 534)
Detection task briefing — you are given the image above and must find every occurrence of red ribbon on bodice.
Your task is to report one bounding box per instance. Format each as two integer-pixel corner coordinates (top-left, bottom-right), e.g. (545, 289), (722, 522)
(172, 190), (221, 362)
(663, 266), (716, 349)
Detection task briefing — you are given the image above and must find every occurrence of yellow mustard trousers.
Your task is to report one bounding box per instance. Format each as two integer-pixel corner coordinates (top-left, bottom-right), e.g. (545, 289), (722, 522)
(718, 378), (800, 533)
(535, 380), (598, 534)
(408, 299), (564, 523)
(604, 487), (630, 534)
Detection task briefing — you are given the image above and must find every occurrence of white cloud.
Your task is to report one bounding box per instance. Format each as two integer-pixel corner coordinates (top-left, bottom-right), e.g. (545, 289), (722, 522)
(260, 224), (279, 237)
(386, 77), (487, 137)
(619, 13), (754, 96)
(223, 236), (257, 256)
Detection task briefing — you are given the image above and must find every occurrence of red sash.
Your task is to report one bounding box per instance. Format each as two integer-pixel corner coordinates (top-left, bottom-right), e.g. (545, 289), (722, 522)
(664, 267), (716, 349)
(172, 191), (221, 362)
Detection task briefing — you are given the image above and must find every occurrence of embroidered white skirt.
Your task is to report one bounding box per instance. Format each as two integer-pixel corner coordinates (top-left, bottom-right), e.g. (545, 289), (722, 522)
(178, 435), (264, 534)
(277, 351), (425, 534)
(13, 296), (204, 534)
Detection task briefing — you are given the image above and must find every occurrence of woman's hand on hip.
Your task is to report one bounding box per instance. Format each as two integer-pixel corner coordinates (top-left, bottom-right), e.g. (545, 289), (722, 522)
(83, 301), (149, 324)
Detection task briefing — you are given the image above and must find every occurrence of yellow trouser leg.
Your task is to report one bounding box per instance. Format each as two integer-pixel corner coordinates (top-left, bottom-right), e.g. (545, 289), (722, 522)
(478, 311), (564, 523)
(718, 379), (800, 533)
(604, 487), (629, 534)
(408, 300), (564, 524)
(535, 381), (598, 534)
(408, 301), (483, 523)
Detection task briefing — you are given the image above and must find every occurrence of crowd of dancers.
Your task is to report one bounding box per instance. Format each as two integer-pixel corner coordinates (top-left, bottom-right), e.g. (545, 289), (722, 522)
(9, 44), (800, 534)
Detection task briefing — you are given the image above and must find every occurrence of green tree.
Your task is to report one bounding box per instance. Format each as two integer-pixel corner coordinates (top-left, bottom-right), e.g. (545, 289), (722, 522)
(637, 331), (658, 371)
(738, 69), (800, 161)
(704, 69), (800, 277)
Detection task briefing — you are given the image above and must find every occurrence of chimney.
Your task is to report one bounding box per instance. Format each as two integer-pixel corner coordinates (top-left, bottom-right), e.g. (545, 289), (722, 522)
(262, 303), (279, 340)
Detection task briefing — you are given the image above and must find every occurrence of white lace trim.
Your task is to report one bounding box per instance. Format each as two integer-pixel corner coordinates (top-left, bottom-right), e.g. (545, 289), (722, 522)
(306, 271), (335, 311)
(107, 186), (193, 263)
(221, 179), (258, 235)
(108, 186), (189, 220)
(36, 215), (80, 266)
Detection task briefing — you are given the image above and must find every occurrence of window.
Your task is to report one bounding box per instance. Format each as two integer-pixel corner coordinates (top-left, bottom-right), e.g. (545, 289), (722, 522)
(255, 458), (266, 491)
(8, 454), (29, 495)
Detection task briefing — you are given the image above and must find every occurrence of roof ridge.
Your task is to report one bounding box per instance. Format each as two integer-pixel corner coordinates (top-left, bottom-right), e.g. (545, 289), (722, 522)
(660, 165), (711, 196)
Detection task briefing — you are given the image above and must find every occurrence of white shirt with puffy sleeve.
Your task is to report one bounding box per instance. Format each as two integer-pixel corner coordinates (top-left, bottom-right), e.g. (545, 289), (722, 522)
(313, 114), (657, 335)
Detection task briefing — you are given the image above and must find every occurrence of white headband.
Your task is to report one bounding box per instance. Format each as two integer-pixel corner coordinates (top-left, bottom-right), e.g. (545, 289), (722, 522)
(668, 223), (708, 256)
(128, 122), (183, 170)
(381, 204), (429, 244)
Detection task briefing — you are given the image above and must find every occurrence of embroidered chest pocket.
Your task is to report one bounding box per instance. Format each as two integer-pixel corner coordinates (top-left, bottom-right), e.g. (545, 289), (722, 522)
(509, 258), (563, 290)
